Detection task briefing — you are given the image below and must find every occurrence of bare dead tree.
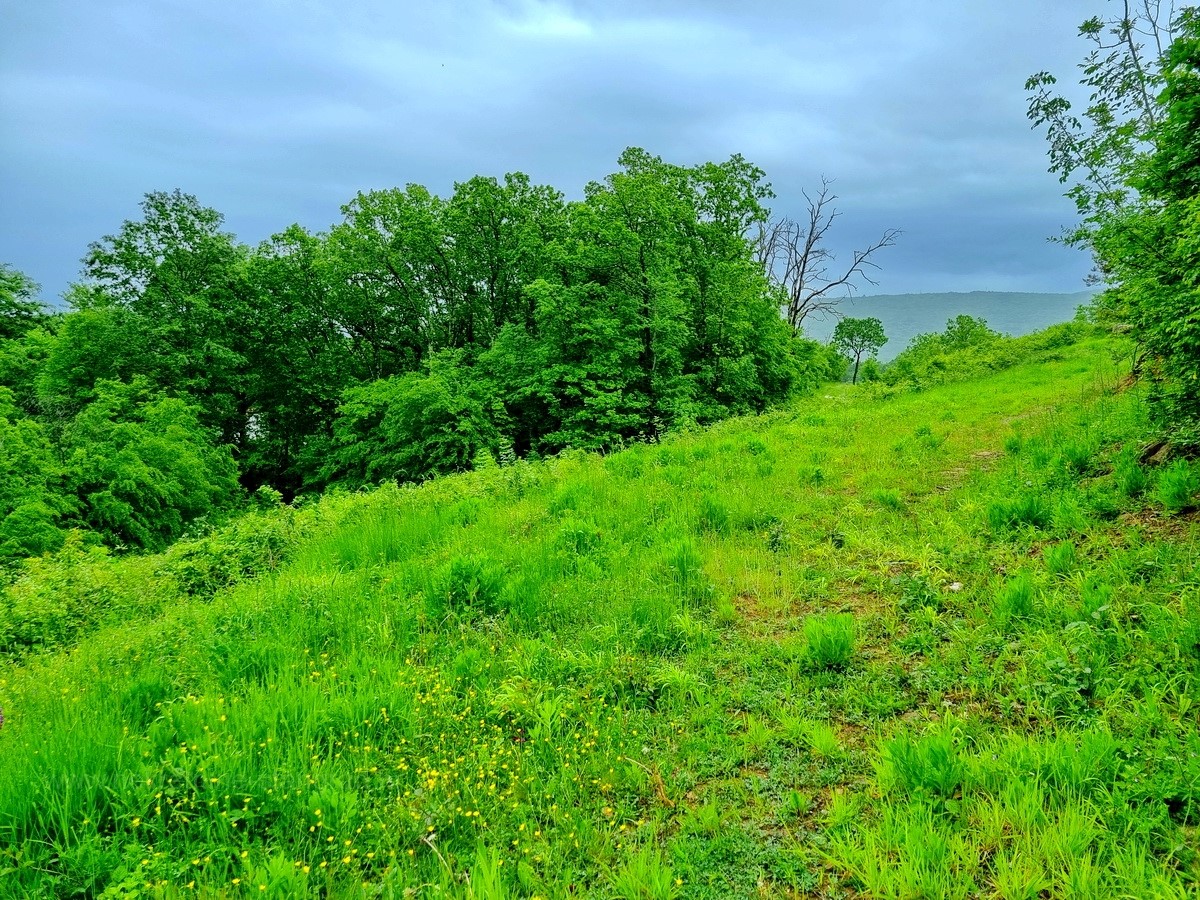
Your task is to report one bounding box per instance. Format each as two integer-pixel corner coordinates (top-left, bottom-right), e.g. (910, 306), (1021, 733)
(755, 178), (900, 331)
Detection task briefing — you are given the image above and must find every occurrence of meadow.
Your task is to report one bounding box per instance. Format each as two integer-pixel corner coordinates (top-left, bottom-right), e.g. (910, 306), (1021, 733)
(2, 329), (1199, 898)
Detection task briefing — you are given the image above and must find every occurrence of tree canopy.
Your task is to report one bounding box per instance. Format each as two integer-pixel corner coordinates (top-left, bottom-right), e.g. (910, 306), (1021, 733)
(1029, 4), (1200, 442)
(0, 149), (848, 563)
(832, 317), (888, 384)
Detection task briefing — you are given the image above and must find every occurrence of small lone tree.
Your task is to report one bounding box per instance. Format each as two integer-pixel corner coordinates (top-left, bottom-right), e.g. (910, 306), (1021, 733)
(832, 317), (887, 384)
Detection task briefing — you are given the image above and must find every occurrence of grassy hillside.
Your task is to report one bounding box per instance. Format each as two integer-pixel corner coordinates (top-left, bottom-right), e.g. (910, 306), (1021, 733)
(2, 332), (1199, 898)
(802, 291), (1095, 360)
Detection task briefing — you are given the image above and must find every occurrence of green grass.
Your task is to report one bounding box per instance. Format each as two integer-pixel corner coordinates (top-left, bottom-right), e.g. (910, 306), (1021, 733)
(2, 334), (1199, 897)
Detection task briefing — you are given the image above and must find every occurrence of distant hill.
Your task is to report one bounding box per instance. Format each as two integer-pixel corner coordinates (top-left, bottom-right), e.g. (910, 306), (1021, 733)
(801, 290), (1096, 361)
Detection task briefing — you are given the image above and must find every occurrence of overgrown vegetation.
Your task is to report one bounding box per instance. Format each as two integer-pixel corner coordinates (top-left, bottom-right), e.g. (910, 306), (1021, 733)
(1028, 2), (1200, 445)
(3, 331), (1198, 897)
(0, 151), (847, 563)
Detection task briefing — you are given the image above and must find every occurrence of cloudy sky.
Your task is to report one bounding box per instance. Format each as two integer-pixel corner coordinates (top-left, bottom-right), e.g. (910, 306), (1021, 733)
(2, 0), (1103, 304)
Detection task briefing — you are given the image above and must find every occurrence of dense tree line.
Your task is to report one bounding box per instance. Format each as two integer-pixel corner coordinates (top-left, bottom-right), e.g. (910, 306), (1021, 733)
(0, 149), (841, 563)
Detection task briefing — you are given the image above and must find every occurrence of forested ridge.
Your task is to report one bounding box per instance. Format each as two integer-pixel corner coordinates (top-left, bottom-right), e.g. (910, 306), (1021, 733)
(0, 149), (841, 561)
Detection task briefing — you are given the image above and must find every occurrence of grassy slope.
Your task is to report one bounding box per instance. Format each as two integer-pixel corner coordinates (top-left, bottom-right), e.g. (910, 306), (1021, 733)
(2, 335), (1199, 898)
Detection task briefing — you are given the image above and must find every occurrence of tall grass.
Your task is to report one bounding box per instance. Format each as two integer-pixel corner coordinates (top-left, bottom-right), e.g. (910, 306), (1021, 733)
(3, 334), (1198, 896)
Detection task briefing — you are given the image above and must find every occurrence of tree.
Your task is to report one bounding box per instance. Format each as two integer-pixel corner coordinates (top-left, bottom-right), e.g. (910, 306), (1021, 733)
(832, 316), (887, 384)
(1029, 4), (1200, 440)
(1026, 2), (1183, 235)
(81, 190), (254, 448)
(325, 350), (500, 486)
(240, 225), (357, 494)
(0, 265), (47, 342)
(755, 179), (900, 331)
(0, 388), (73, 564)
(62, 378), (240, 551)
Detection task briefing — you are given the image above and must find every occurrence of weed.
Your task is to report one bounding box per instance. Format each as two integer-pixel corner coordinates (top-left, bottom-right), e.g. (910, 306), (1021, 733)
(987, 493), (1051, 532)
(609, 846), (679, 900)
(697, 495), (731, 535)
(1156, 458), (1198, 513)
(803, 614), (856, 670)
(879, 730), (964, 799)
(871, 488), (906, 512)
(1113, 447), (1149, 498)
(894, 573), (941, 612)
(431, 553), (507, 615)
(994, 572), (1036, 625)
(1044, 541), (1076, 577)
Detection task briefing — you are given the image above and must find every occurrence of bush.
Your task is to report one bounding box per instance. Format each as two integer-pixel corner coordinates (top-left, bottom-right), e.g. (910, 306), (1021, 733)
(62, 378), (241, 551)
(0, 533), (173, 654)
(326, 349), (501, 487)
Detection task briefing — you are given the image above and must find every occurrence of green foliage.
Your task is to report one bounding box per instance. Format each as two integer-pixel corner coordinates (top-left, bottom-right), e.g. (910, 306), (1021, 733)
(0, 533), (173, 654)
(327, 350), (501, 487)
(1114, 447), (1151, 498)
(879, 730), (965, 799)
(4, 300), (1193, 898)
(986, 492), (1052, 532)
(609, 846), (679, 900)
(803, 613), (856, 669)
(431, 553), (508, 616)
(62, 378), (240, 551)
(0, 153), (842, 556)
(1156, 457), (1199, 513)
(0, 264), (47, 342)
(831, 316), (887, 384)
(882, 315), (1095, 392)
(1030, 8), (1200, 440)
(0, 389), (72, 564)
(994, 571), (1037, 625)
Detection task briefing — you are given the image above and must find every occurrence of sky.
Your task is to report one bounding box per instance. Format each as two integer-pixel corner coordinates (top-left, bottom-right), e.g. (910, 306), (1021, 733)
(1, 0), (1104, 305)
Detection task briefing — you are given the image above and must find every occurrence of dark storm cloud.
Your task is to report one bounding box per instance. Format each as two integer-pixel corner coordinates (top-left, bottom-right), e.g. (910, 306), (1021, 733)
(1, 0), (1100, 302)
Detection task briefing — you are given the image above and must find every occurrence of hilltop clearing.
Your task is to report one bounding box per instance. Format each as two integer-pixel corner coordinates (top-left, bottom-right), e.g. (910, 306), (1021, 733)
(2, 332), (1199, 898)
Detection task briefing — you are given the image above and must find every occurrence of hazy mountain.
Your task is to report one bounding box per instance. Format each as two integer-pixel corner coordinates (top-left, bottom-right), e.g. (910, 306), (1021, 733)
(801, 290), (1096, 361)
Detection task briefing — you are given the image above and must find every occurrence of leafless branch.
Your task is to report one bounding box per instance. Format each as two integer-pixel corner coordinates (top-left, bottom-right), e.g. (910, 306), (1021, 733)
(755, 178), (900, 331)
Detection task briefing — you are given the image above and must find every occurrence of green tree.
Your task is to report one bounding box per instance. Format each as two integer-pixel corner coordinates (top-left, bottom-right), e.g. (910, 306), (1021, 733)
(326, 350), (500, 486)
(832, 317), (888, 384)
(0, 264), (47, 342)
(240, 226), (357, 494)
(62, 378), (240, 551)
(0, 388), (73, 564)
(1030, 5), (1200, 440)
(81, 190), (254, 449)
